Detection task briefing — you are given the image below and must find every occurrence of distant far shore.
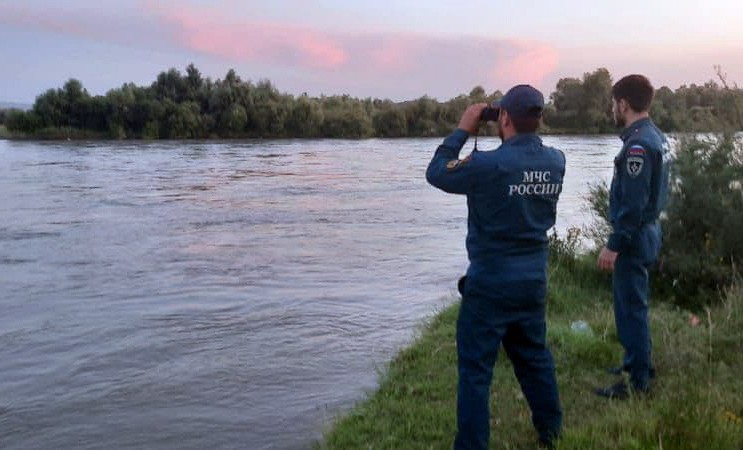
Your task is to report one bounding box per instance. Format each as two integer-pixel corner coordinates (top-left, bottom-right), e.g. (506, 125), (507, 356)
(2, 64), (743, 141)
(0, 126), (619, 142)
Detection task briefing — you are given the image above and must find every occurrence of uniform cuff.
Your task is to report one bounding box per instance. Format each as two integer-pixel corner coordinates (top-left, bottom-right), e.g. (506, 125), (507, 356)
(606, 234), (624, 253)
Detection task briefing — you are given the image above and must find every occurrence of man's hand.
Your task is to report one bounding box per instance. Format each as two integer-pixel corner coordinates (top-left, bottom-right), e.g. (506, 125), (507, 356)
(597, 247), (618, 272)
(458, 103), (488, 134)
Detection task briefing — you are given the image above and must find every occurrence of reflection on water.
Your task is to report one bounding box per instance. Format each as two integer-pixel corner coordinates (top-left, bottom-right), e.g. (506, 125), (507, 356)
(0, 136), (616, 449)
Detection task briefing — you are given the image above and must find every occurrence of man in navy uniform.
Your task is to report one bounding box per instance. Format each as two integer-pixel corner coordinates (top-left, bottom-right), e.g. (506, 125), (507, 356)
(426, 85), (564, 449)
(596, 74), (670, 399)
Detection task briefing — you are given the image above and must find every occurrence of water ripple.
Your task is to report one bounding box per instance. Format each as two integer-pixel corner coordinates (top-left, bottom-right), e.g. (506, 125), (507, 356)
(0, 137), (615, 449)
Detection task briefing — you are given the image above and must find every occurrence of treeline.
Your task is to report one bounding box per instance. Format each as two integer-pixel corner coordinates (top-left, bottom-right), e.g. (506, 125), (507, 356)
(2, 65), (742, 139)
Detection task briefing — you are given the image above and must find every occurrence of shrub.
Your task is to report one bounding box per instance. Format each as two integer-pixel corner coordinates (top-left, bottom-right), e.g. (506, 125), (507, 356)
(582, 180), (612, 250)
(549, 226), (582, 268)
(660, 134), (743, 307)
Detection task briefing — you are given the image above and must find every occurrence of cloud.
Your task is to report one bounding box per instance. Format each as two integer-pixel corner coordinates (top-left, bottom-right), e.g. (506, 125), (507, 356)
(494, 41), (560, 88)
(4, 1), (743, 101)
(146, 3), (560, 97)
(149, 5), (349, 70)
(0, 2), (561, 99)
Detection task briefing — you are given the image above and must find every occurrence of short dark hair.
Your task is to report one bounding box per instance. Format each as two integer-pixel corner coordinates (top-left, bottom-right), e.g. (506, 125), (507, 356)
(512, 116), (540, 133)
(612, 74), (654, 112)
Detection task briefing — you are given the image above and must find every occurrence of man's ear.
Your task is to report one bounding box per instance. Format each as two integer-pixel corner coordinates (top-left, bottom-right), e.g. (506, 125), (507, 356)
(618, 98), (629, 114)
(500, 109), (511, 128)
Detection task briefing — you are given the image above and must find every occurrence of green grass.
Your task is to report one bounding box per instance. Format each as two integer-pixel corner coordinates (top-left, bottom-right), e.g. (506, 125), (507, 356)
(0, 125), (9, 138)
(316, 256), (743, 449)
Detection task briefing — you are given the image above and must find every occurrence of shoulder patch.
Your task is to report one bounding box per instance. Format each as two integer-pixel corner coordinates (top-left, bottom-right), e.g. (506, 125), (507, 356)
(626, 155), (644, 177)
(446, 155), (471, 172)
(627, 145), (646, 156)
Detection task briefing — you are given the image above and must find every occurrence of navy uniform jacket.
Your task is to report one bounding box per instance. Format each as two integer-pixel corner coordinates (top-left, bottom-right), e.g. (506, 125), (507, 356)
(607, 118), (670, 261)
(426, 129), (566, 310)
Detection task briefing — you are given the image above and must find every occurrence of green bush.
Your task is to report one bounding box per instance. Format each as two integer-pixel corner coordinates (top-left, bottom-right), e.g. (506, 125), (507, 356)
(582, 181), (612, 250)
(549, 226), (582, 268)
(660, 134), (743, 307)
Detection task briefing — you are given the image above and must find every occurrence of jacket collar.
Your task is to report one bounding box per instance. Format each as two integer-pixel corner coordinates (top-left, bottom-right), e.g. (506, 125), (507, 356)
(620, 117), (653, 142)
(503, 133), (542, 146)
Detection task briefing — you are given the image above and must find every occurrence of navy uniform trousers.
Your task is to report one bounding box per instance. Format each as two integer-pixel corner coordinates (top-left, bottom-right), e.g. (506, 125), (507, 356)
(454, 291), (562, 449)
(612, 221), (661, 391)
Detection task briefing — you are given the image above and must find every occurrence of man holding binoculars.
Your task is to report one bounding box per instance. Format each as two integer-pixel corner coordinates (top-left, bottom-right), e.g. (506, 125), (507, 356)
(426, 84), (565, 449)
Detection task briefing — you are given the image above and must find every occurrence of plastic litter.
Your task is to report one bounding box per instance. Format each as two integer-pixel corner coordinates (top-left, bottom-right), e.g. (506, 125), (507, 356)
(570, 320), (593, 335)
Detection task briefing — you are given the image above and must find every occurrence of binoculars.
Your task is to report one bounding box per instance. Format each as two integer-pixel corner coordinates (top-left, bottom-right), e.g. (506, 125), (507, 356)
(480, 105), (500, 122)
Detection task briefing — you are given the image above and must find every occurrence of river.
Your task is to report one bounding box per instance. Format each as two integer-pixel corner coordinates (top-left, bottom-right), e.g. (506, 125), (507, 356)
(0, 135), (616, 449)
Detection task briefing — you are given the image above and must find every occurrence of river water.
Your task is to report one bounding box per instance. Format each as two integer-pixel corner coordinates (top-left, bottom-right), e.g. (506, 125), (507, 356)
(0, 135), (616, 449)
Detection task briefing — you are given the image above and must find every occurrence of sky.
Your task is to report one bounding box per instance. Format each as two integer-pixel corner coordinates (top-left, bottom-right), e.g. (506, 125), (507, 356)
(1, 0), (743, 104)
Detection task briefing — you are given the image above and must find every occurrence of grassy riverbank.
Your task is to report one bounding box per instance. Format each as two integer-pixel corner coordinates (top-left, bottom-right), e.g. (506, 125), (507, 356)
(0, 125), (9, 139)
(316, 256), (743, 449)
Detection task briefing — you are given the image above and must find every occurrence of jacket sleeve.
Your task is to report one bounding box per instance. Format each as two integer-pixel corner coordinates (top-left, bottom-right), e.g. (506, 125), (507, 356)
(425, 129), (478, 195)
(606, 143), (654, 253)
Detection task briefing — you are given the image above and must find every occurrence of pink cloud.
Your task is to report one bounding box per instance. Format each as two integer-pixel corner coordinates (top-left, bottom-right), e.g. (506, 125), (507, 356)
(154, 6), (348, 70)
(146, 3), (561, 97)
(0, 2), (562, 99)
(492, 41), (560, 88)
(6, 2), (743, 101)
(368, 39), (422, 72)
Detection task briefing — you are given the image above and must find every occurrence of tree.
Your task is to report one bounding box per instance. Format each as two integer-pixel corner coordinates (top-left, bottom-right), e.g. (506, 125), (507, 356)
(373, 105), (407, 138)
(715, 65), (743, 131)
(405, 96), (441, 136)
(9, 64), (743, 139)
(286, 95), (324, 137)
(161, 100), (202, 138)
(185, 63), (204, 101)
(547, 68), (612, 132)
(33, 88), (65, 128)
(549, 77), (583, 129)
(551, 77), (583, 112)
(153, 68), (187, 102)
(580, 68), (613, 132)
(5, 109), (40, 133)
(218, 104), (248, 136)
(469, 86), (487, 103)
